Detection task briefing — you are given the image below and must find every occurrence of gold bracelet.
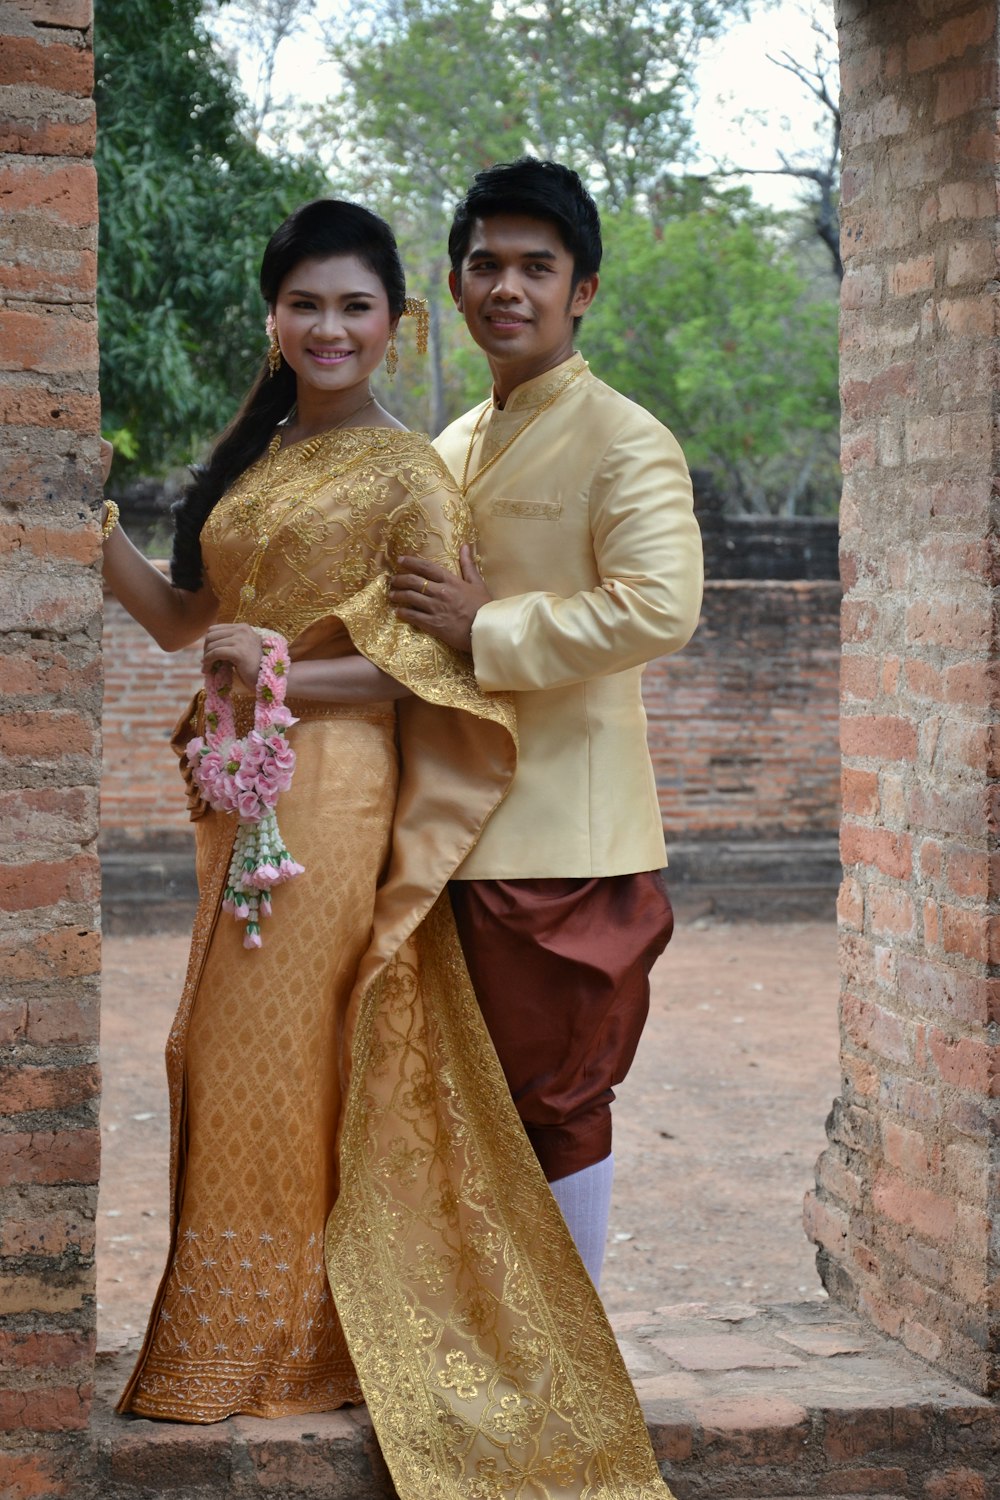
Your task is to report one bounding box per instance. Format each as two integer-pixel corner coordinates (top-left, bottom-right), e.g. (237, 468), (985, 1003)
(101, 498), (120, 540)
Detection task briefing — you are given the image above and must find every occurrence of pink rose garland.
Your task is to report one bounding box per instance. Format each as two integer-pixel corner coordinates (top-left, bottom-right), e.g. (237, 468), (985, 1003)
(186, 629), (304, 948)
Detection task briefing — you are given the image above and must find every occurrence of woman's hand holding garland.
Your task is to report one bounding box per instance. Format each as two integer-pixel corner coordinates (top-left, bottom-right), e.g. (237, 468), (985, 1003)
(186, 629), (304, 948)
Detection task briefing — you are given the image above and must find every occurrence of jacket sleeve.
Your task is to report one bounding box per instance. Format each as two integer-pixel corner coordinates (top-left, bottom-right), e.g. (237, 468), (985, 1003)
(469, 419), (704, 693)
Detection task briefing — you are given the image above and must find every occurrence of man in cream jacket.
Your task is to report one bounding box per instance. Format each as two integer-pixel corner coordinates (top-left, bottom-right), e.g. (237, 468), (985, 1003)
(391, 157), (703, 1287)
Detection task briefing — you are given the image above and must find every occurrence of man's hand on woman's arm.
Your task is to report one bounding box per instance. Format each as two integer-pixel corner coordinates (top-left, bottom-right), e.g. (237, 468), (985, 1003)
(389, 544), (491, 653)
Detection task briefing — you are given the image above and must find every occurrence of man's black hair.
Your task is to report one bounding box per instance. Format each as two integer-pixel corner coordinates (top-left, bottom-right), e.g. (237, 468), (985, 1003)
(448, 157), (603, 286)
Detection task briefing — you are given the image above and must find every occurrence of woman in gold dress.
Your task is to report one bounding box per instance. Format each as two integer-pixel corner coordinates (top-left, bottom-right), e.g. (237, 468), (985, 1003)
(101, 199), (675, 1499)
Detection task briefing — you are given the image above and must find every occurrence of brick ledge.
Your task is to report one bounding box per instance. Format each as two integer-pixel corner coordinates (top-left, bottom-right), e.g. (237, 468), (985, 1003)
(85, 1300), (998, 1498)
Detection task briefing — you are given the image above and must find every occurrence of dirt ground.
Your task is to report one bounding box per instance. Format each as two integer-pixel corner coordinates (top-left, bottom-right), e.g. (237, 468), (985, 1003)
(96, 914), (840, 1352)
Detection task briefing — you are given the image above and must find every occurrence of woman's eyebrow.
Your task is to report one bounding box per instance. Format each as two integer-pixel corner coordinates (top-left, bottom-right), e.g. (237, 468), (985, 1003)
(283, 287), (376, 298)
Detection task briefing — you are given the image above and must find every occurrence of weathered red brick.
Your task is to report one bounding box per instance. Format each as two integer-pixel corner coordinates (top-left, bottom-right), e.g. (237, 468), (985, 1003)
(841, 825), (912, 880)
(842, 768), (879, 818)
(0, 929), (100, 984)
(837, 875), (864, 930)
(0, 1272), (86, 1315)
(0, 103), (96, 159)
(0, 1451), (73, 1500)
(0, 1207), (94, 1258)
(945, 847), (996, 901)
(944, 1140), (989, 1202)
(9, 0), (94, 22)
(945, 235), (998, 287)
(0, 790), (98, 857)
(0, 1063), (100, 1116)
(802, 1189), (847, 1252)
(842, 991), (912, 1064)
(0, 308), (97, 376)
(873, 1168), (958, 1243)
(907, 8), (996, 73)
(889, 254), (936, 296)
(813, 1151), (864, 1211)
(943, 658), (1000, 704)
(0, 158), (97, 229)
(882, 1120), (941, 1179)
(0, 708), (99, 761)
(940, 903), (997, 964)
(935, 64), (996, 123)
(0, 855), (99, 913)
(0, 248), (97, 303)
(0, 389), (101, 434)
(0, 1385), (90, 1433)
(904, 658), (945, 699)
(938, 180), (998, 222)
(906, 597), (994, 650)
(936, 293), (996, 335)
(869, 886), (916, 938)
(925, 1026), (994, 1093)
(0, 36), (93, 95)
(840, 599), (879, 644)
(908, 784), (991, 841)
(905, 412), (952, 463)
(26, 991), (98, 1048)
(840, 430), (877, 472)
(0, 1331), (92, 1373)
(842, 715), (917, 761)
(0, 1129), (99, 1188)
(840, 653), (881, 699)
(923, 1470), (989, 1500)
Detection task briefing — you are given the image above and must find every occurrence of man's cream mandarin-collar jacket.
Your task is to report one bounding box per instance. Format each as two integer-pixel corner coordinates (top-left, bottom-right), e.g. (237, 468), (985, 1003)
(434, 353), (703, 879)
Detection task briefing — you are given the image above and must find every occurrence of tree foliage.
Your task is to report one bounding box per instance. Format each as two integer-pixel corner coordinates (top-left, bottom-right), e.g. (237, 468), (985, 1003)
(307, 0), (838, 512)
(95, 0), (327, 474)
(585, 200), (840, 512)
(319, 0), (745, 208)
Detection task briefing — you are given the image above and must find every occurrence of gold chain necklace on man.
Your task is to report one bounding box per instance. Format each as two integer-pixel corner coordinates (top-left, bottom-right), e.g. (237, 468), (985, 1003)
(460, 363), (585, 496)
(237, 392), (377, 614)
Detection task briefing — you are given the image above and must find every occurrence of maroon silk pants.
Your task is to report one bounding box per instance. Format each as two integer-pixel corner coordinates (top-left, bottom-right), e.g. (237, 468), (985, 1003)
(449, 872), (674, 1183)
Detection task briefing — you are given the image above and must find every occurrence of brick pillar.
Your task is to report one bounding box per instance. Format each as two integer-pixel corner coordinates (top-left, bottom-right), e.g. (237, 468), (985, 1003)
(0, 1), (101, 1493)
(806, 0), (999, 1395)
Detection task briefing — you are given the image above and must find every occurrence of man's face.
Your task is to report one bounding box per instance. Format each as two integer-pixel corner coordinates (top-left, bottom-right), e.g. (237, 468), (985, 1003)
(449, 214), (598, 372)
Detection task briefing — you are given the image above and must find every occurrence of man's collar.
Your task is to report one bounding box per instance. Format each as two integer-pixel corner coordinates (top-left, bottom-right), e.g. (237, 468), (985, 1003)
(492, 352), (588, 413)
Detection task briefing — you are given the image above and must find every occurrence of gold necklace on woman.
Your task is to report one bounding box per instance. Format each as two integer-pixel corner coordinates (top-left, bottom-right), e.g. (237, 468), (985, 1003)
(460, 362), (585, 496)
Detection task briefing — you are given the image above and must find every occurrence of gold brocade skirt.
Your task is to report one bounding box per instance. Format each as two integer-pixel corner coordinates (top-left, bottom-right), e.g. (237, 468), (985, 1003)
(119, 704), (398, 1421)
(118, 701), (677, 1498)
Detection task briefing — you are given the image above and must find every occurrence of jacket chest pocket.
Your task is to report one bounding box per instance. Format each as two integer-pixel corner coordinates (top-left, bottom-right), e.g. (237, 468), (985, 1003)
(489, 497), (563, 520)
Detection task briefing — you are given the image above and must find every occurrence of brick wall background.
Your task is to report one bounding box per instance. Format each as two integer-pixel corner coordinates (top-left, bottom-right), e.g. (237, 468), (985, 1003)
(648, 580), (841, 839)
(101, 586), (200, 844)
(0, 0), (101, 1492)
(99, 578), (842, 849)
(806, 0), (1000, 1396)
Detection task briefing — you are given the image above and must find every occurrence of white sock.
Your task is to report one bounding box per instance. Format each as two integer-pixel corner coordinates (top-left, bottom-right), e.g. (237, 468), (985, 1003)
(548, 1154), (615, 1290)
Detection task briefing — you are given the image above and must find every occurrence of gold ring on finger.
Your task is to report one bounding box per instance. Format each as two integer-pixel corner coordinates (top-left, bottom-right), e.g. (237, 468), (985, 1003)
(420, 579), (430, 594)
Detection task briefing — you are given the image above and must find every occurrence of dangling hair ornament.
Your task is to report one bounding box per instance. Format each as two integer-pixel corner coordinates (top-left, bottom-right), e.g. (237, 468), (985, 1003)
(265, 311), (281, 376)
(384, 297), (429, 379)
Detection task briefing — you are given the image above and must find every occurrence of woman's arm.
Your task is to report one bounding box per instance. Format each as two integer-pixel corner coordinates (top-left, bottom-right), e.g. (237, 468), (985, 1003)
(201, 624), (411, 703)
(101, 440), (219, 651)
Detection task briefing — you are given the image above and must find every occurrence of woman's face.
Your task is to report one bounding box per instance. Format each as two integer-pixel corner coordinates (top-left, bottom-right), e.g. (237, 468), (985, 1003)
(272, 254), (395, 397)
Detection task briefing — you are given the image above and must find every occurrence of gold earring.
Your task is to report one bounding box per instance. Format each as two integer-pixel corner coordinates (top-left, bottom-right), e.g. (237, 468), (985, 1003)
(384, 329), (398, 380)
(267, 331), (281, 376)
(403, 296), (430, 355)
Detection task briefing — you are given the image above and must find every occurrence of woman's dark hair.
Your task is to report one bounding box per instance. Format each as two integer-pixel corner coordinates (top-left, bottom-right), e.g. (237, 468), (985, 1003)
(171, 198), (406, 590)
(447, 157), (603, 286)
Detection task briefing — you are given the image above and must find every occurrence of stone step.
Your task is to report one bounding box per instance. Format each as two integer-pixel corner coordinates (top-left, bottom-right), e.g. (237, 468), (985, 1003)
(89, 1300), (999, 1499)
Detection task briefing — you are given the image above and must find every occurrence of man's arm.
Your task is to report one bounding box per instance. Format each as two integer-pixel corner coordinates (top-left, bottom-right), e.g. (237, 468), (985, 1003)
(391, 420), (703, 686)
